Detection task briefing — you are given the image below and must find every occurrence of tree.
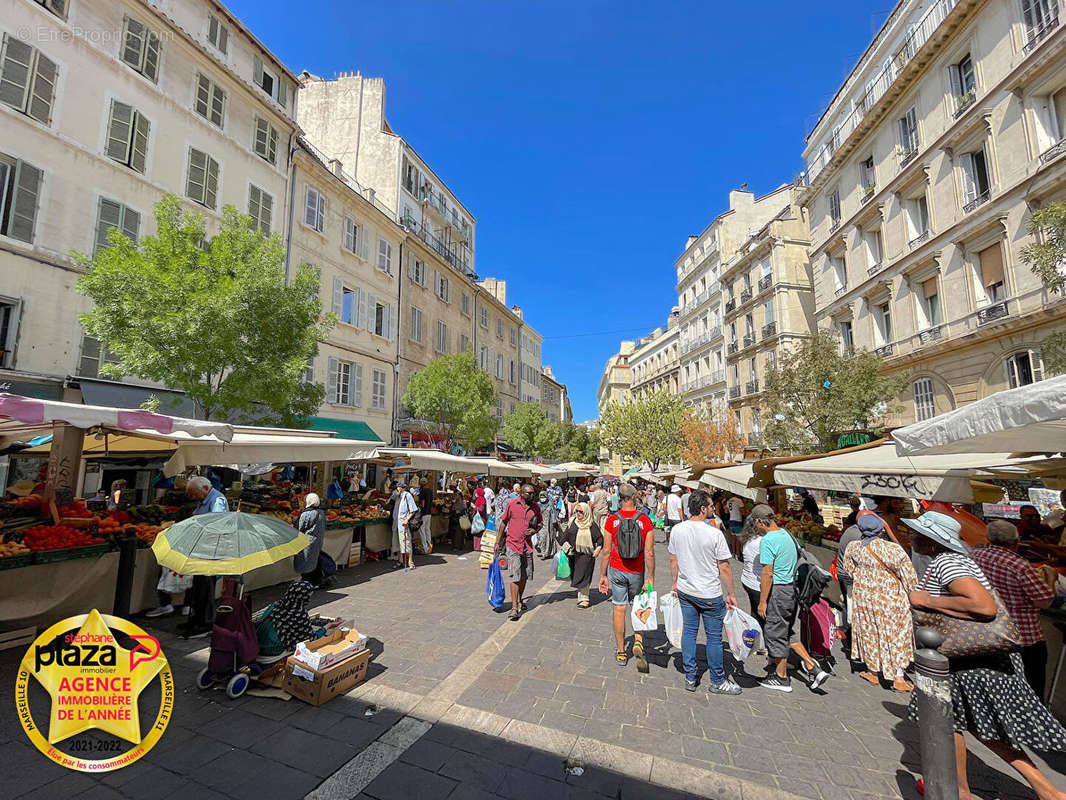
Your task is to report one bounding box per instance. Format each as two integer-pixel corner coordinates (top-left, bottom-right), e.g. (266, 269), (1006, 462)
(599, 391), (686, 470)
(403, 352), (497, 450)
(1043, 330), (1066, 377)
(760, 329), (907, 454)
(76, 195), (330, 422)
(1021, 201), (1066, 296)
(554, 423), (601, 464)
(679, 401), (745, 465)
(502, 403), (559, 457)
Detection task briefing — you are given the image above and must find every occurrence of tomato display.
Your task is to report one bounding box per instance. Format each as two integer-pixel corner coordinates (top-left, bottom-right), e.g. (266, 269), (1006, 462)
(20, 525), (106, 552)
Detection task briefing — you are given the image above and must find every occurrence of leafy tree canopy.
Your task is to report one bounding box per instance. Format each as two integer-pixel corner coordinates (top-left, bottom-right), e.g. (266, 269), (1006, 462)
(403, 352), (497, 450)
(679, 401), (745, 465)
(502, 403), (559, 457)
(554, 423), (601, 464)
(1021, 201), (1066, 296)
(76, 195), (330, 423)
(760, 329), (906, 454)
(599, 391), (685, 470)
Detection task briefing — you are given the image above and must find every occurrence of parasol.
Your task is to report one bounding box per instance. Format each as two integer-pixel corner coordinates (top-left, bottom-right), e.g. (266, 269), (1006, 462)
(151, 512), (310, 575)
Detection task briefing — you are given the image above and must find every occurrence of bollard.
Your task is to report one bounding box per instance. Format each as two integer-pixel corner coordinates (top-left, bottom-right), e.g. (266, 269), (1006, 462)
(913, 627), (957, 800)
(112, 533), (138, 620)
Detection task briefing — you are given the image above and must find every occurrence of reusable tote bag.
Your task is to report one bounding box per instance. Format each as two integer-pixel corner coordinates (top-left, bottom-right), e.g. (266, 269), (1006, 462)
(630, 585), (658, 632)
(659, 592), (683, 649)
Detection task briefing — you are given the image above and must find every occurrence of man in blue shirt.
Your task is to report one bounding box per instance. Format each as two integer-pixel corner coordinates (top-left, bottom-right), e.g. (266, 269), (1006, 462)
(179, 476), (230, 638)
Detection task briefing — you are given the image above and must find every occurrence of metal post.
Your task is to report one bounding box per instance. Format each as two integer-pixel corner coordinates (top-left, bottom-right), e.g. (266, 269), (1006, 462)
(112, 533), (138, 620)
(913, 627), (957, 800)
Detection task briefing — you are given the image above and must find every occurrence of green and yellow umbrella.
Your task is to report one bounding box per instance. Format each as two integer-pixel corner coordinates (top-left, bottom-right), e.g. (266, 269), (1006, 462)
(152, 512), (310, 576)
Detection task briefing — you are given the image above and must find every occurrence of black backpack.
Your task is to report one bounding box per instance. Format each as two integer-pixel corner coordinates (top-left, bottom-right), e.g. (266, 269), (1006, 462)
(614, 514), (644, 561)
(790, 534), (830, 611)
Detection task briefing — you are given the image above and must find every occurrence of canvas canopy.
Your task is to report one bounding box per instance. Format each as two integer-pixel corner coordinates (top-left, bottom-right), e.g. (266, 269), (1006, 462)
(467, 458), (534, 478)
(371, 447), (488, 474)
(893, 374), (1066, 457)
(699, 464), (767, 501)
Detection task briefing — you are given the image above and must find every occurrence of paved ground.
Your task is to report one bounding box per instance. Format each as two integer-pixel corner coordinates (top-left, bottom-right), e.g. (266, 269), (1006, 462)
(1, 540), (1065, 800)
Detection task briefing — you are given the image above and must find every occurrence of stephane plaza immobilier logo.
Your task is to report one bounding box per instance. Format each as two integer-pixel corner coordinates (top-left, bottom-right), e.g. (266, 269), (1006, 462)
(15, 609), (174, 772)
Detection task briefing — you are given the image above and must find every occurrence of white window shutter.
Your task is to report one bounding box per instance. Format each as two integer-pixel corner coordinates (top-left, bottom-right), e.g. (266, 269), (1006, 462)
(28, 51), (57, 125)
(9, 160), (42, 244)
(352, 363), (363, 406)
(386, 303), (395, 341)
(106, 101), (134, 162)
(365, 292), (377, 333)
(1033, 350), (1045, 382)
(1006, 356), (1019, 389)
(253, 55), (264, 88)
(277, 77), (287, 109)
(0, 35), (33, 112)
(327, 356), (338, 403)
(331, 276), (343, 316)
(355, 288), (366, 329)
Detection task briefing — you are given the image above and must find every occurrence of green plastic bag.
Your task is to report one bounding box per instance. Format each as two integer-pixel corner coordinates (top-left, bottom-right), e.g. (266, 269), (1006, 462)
(556, 551), (571, 580)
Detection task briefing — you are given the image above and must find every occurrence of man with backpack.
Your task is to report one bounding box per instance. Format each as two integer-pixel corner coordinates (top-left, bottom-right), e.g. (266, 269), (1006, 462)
(751, 503), (830, 692)
(600, 483), (656, 672)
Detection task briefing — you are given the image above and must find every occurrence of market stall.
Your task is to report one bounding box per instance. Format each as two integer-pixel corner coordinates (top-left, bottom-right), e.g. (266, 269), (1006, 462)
(698, 463), (767, 502)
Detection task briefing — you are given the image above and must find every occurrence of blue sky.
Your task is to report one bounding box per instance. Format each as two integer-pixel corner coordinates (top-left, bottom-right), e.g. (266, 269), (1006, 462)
(228, 0), (890, 422)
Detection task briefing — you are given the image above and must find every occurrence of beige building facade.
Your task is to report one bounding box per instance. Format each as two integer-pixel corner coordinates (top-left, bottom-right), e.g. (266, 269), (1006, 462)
(801, 0), (1066, 426)
(628, 312), (681, 401)
(540, 365), (571, 425)
(722, 193), (814, 443)
(1, 0), (298, 404)
(596, 342), (634, 475)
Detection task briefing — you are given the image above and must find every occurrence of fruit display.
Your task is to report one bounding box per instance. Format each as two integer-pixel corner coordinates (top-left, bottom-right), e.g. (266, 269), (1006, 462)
(0, 541), (30, 557)
(20, 525), (107, 552)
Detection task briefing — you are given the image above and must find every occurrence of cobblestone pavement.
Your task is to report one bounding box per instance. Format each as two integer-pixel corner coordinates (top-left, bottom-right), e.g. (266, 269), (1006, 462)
(1, 541), (1065, 800)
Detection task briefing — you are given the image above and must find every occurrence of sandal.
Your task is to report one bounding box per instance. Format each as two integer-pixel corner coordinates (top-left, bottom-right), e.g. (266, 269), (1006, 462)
(892, 677), (914, 693)
(578, 600), (590, 609)
(633, 641), (649, 674)
(615, 651), (628, 665)
(859, 671), (880, 686)
(509, 610), (521, 622)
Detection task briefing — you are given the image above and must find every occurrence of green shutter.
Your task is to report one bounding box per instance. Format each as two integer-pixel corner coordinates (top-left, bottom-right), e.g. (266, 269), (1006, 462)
(186, 148), (207, 203)
(205, 156), (219, 209)
(95, 198), (122, 253)
(130, 111), (150, 173)
(0, 35), (33, 111)
(8, 160), (41, 244)
(143, 32), (160, 82)
(27, 50), (56, 124)
(277, 77), (287, 109)
(106, 100), (133, 162)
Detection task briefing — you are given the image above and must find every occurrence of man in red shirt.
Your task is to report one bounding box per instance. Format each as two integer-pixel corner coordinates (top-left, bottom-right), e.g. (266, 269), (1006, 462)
(599, 483), (656, 671)
(496, 483), (542, 621)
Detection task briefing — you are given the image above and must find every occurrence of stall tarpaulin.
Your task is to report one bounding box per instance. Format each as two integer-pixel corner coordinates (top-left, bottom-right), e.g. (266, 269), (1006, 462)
(468, 458), (533, 478)
(371, 447), (488, 474)
(166, 433), (380, 476)
(893, 374), (1066, 457)
(518, 462), (568, 480)
(699, 464), (766, 501)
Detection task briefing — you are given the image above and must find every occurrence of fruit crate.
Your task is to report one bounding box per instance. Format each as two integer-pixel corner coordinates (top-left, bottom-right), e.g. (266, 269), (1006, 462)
(0, 554), (32, 570)
(32, 544), (111, 564)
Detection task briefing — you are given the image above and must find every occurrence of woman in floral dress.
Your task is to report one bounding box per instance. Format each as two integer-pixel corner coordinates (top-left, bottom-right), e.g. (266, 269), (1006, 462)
(842, 513), (918, 692)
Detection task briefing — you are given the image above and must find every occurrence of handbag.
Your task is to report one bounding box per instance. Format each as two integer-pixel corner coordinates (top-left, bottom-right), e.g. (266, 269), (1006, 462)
(459, 514), (472, 532)
(912, 589), (1022, 659)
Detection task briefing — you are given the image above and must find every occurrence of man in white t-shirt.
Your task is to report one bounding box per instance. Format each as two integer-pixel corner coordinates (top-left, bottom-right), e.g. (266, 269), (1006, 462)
(665, 485), (684, 537)
(668, 489), (740, 695)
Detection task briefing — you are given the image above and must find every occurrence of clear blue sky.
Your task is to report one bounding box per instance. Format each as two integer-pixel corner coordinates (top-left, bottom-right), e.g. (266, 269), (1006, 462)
(228, 0), (890, 422)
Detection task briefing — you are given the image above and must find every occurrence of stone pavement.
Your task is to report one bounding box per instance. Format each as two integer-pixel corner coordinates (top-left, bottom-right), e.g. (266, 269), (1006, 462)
(1, 541), (1064, 800)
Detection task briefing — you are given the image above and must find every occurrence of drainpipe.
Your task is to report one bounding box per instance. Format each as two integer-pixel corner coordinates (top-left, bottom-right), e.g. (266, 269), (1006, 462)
(392, 242), (403, 446)
(284, 136), (298, 284)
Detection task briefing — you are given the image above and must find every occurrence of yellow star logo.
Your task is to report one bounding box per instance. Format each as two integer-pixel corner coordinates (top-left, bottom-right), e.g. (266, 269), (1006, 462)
(21, 609), (165, 745)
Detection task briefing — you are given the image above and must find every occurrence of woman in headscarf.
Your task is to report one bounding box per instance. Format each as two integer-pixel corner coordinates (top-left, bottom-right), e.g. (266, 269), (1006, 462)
(271, 580), (315, 651)
(842, 513), (918, 692)
(293, 493), (326, 588)
(559, 502), (603, 608)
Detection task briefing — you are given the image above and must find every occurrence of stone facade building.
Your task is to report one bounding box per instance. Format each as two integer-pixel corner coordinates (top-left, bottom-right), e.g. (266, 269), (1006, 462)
(629, 312), (681, 401)
(596, 342), (634, 475)
(541, 365), (572, 425)
(801, 0), (1066, 425)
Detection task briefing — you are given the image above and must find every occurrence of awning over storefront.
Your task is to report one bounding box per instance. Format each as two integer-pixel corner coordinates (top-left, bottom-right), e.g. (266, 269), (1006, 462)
(164, 432), (379, 476)
(468, 458), (533, 478)
(78, 379), (196, 418)
(301, 415), (383, 443)
(371, 447), (487, 474)
(699, 464), (766, 502)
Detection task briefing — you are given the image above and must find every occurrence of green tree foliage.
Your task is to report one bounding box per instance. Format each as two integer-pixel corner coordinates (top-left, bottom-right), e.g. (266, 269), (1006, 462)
(76, 195), (331, 423)
(599, 391), (685, 470)
(403, 352), (497, 450)
(554, 423), (601, 464)
(760, 329), (907, 454)
(502, 403), (559, 457)
(1021, 201), (1066, 296)
(1043, 330), (1066, 377)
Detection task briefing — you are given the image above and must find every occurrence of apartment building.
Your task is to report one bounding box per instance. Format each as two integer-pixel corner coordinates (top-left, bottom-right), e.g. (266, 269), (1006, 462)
(628, 312), (681, 402)
(676, 186), (794, 413)
(540, 365), (572, 425)
(722, 193), (814, 443)
(290, 140), (403, 441)
(801, 0), (1066, 425)
(518, 326), (544, 407)
(596, 342), (634, 475)
(1, 0), (298, 405)
(473, 278), (524, 424)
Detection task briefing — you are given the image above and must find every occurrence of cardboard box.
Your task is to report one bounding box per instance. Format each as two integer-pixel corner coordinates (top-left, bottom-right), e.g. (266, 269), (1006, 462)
(293, 628), (367, 672)
(283, 648), (370, 706)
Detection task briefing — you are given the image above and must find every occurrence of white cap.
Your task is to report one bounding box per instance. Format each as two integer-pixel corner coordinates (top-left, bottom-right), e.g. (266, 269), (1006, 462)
(670, 484), (682, 493)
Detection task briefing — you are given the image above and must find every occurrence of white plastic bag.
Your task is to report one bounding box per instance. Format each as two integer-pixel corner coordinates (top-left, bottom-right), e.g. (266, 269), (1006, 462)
(157, 568), (193, 594)
(659, 592), (683, 649)
(630, 585), (658, 631)
(723, 606), (762, 662)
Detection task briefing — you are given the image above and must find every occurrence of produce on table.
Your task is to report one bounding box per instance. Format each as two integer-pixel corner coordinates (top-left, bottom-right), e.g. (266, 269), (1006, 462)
(21, 525), (107, 551)
(0, 541), (30, 557)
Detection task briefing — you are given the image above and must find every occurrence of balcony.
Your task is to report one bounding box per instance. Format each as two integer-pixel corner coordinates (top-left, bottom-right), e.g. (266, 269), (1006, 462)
(909, 230), (930, 248)
(724, 298), (737, 314)
(745, 379), (760, 395)
(867, 261), (884, 276)
(758, 274), (772, 292)
(898, 147), (919, 167)
(728, 386), (740, 400)
(680, 379), (696, 393)
(743, 334), (755, 348)
(835, 284), (848, 297)
(1041, 138), (1066, 164)
(727, 341), (739, 355)
(977, 301), (1009, 325)
(828, 219), (841, 234)
(874, 343), (895, 357)
(401, 212), (473, 276)
(953, 90), (976, 118)
(762, 322), (777, 338)
(860, 184), (876, 203)
(918, 325), (943, 344)
(740, 289), (753, 304)
(708, 369), (725, 385)
(962, 190), (990, 214)
(1024, 12), (1060, 53)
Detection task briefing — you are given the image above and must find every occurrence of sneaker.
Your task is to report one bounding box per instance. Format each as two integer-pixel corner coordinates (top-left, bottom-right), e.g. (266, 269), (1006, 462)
(810, 669), (830, 690)
(709, 679), (743, 696)
(144, 604), (173, 618)
(760, 674), (793, 693)
(181, 606), (192, 616)
(684, 680), (697, 692)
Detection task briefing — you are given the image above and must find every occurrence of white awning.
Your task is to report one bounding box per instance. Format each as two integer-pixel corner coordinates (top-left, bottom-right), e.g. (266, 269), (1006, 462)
(468, 458), (534, 478)
(699, 464), (766, 501)
(893, 374), (1066, 456)
(164, 433), (379, 476)
(371, 447), (489, 474)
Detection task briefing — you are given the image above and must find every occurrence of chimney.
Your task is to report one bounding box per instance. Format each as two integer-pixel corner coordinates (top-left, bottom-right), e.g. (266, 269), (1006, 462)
(364, 187), (376, 204)
(329, 158), (344, 178)
(686, 235), (698, 249)
(511, 304), (522, 319)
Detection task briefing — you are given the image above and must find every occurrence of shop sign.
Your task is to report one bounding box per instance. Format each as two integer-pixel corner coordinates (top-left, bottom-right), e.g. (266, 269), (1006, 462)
(836, 431), (874, 449)
(0, 380), (64, 400)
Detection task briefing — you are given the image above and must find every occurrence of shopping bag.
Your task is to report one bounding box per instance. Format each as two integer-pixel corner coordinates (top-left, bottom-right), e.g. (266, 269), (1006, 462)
(555, 551), (571, 580)
(486, 558), (505, 609)
(630, 585), (658, 631)
(659, 592), (683, 649)
(459, 514), (472, 531)
(479, 530), (498, 568)
(157, 568), (193, 594)
(723, 607), (762, 662)
(471, 514), (486, 535)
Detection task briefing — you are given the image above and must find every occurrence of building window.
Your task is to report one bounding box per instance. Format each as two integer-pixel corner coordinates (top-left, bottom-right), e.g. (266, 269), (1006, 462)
(828, 189), (841, 227)
(207, 15), (229, 54)
(436, 321), (448, 354)
(1022, 0), (1059, 45)
(77, 334), (120, 379)
(898, 106), (919, 159)
(496, 355), (504, 379)
(1006, 350), (1044, 388)
(919, 277), (940, 327)
(304, 186), (325, 232)
(831, 255), (847, 290)
(510, 327), (517, 347)
(496, 318), (504, 339)
(461, 292), (470, 316)
(104, 100), (150, 174)
(978, 243), (1006, 302)
(960, 147), (990, 206)
(371, 369), (387, 411)
(32, 0), (67, 18)
(253, 117), (278, 165)
(194, 74), (226, 128)
(248, 185), (272, 234)
(839, 320), (854, 353)
(410, 306), (423, 343)
(436, 274), (449, 302)
(408, 255), (426, 286)
(913, 378), (936, 421)
(0, 297), (20, 368)
(377, 238), (392, 273)
(327, 357), (361, 406)
(94, 197), (140, 255)
(863, 227), (883, 270)
(0, 35), (57, 125)
(859, 156), (875, 194)
(905, 194), (930, 240)
(185, 148), (219, 209)
(344, 218), (367, 258)
(876, 302), (893, 344)
(459, 334), (470, 352)
(496, 398), (503, 420)
(950, 53), (976, 110)
(253, 56), (288, 109)
(480, 306), (488, 328)
(332, 280), (371, 329)
(372, 300), (393, 338)
(120, 17), (161, 82)
(479, 345), (488, 370)
(764, 298), (774, 326)
(509, 360), (516, 384)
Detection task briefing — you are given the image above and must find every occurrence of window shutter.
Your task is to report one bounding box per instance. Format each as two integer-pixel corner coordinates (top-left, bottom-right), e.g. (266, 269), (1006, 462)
(248, 185), (261, 227)
(352, 363), (363, 406)
(143, 32), (160, 81)
(267, 125), (278, 164)
(407, 250), (414, 280)
(106, 101), (134, 162)
(1006, 356), (1019, 389)
(28, 50), (56, 124)
(122, 206), (140, 242)
(187, 148), (206, 202)
(277, 77), (287, 109)
(0, 35), (32, 111)
(1033, 350), (1045, 382)
(949, 64), (962, 98)
(386, 303), (395, 341)
(8, 160), (41, 244)
(327, 356), (338, 403)
(130, 112), (150, 173)
(121, 18), (145, 70)
(218, 25), (228, 55)
(259, 191), (272, 234)
(204, 156), (219, 209)
(331, 276), (343, 316)
(366, 292), (377, 333)
(253, 55), (264, 89)
(95, 198), (122, 253)
(356, 288), (367, 330)
(195, 74), (210, 118)
(961, 154), (977, 202)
